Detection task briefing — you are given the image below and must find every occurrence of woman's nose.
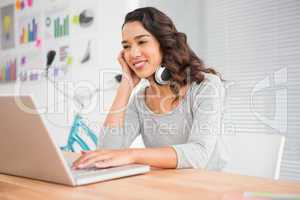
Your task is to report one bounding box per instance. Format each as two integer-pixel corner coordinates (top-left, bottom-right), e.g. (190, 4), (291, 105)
(130, 46), (142, 58)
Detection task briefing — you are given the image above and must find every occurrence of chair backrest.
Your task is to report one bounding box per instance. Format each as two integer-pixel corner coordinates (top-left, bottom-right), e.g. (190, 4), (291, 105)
(222, 132), (285, 179)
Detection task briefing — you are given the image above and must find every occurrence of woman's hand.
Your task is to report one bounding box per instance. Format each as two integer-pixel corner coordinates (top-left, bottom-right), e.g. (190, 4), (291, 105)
(72, 149), (136, 169)
(118, 50), (140, 89)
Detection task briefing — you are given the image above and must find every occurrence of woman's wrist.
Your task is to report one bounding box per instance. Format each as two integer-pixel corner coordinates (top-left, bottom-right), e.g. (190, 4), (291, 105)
(120, 72), (140, 91)
(128, 148), (141, 164)
(103, 77), (133, 127)
(119, 78), (134, 93)
(127, 147), (178, 168)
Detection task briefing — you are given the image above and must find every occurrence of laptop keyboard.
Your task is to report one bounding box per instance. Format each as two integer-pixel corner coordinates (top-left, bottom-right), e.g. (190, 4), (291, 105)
(71, 167), (110, 177)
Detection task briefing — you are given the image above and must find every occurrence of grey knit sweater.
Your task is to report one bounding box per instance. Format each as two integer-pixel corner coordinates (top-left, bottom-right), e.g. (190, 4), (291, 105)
(99, 73), (229, 170)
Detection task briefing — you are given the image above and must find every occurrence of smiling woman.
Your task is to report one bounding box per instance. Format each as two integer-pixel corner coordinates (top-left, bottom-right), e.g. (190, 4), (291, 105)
(72, 7), (229, 170)
(121, 21), (162, 79)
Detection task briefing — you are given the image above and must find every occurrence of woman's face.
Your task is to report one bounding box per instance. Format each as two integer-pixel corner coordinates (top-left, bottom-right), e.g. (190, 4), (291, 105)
(121, 21), (162, 79)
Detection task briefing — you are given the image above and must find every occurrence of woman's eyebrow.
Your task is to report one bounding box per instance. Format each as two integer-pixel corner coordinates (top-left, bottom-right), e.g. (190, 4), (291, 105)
(134, 34), (151, 40)
(122, 34), (151, 44)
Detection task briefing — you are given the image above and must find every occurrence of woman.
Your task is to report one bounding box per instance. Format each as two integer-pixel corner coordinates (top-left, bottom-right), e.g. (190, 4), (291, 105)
(73, 7), (228, 170)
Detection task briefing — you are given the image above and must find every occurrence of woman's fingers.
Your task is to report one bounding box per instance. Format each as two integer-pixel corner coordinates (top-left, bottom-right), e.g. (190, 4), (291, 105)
(118, 50), (128, 69)
(72, 152), (95, 168)
(95, 158), (119, 169)
(95, 152), (132, 169)
(72, 150), (108, 169)
(95, 160), (114, 169)
(72, 149), (134, 170)
(118, 51), (133, 78)
(76, 153), (113, 169)
(117, 50), (141, 87)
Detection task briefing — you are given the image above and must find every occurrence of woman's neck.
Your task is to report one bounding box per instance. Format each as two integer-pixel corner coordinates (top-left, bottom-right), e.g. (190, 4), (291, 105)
(147, 78), (175, 99)
(144, 78), (189, 114)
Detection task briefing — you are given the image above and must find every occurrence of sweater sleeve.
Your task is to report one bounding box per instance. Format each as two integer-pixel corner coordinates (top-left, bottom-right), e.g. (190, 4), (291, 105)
(172, 75), (224, 169)
(98, 94), (141, 149)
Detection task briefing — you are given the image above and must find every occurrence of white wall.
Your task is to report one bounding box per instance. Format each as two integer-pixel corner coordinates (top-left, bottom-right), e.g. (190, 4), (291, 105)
(139, 0), (206, 58)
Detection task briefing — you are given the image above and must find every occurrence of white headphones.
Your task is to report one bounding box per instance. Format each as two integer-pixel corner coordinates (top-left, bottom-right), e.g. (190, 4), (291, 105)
(154, 65), (171, 85)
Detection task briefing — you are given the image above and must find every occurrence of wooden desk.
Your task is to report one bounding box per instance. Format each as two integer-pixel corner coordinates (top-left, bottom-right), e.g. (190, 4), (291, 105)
(1, 169), (300, 200)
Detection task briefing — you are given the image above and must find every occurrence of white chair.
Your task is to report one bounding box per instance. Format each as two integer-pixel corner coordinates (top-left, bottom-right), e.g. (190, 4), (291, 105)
(222, 133), (285, 179)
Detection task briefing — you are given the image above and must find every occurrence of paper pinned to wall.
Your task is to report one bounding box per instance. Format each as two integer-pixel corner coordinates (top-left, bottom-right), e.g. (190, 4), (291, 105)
(71, 38), (97, 67)
(17, 14), (41, 45)
(0, 57), (18, 82)
(1, 0), (99, 84)
(16, 0), (34, 12)
(45, 9), (71, 40)
(18, 49), (44, 82)
(70, 6), (98, 37)
(1, 4), (15, 50)
(44, 41), (72, 77)
(72, 9), (94, 28)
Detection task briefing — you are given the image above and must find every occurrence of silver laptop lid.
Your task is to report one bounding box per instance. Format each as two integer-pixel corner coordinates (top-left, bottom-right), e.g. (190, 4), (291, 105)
(0, 96), (75, 185)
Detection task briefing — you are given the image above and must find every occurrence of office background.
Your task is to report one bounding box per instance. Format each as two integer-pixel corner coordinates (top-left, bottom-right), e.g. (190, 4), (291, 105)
(0, 0), (299, 181)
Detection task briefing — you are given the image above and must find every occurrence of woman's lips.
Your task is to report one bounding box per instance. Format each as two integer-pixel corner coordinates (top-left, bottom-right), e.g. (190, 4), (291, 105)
(133, 61), (147, 69)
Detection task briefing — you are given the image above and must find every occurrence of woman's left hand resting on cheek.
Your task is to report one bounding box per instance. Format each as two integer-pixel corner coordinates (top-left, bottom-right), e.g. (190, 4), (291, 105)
(72, 147), (178, 169)
(72, 149), (135, 169)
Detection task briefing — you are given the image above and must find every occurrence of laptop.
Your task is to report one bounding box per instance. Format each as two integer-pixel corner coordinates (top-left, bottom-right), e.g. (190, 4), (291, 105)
(0, 96), (150, 186)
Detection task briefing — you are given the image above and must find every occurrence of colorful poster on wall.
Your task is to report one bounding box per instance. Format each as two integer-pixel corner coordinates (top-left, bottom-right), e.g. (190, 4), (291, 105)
(45, 10), (70, 39)
(17, 14), (41, 45)
(72, 9), (94, 28)
(1, 4), (15, 50)
(44, 42), (72, 78)
(70, 7), (97, 37)
(0, 57), (18, 82)
(15, 0), (33, 12)
(18, 50), (44, 81)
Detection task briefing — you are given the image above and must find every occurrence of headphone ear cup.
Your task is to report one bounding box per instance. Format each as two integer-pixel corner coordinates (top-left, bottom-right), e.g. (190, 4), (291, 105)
(155, 65), (171, 85)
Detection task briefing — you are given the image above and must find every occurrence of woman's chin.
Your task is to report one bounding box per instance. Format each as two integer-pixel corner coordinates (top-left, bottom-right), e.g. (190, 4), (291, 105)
(135, 71), (154, 79)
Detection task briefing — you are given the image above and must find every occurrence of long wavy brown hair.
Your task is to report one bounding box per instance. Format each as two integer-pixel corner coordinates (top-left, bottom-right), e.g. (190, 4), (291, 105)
(123, 7), (219, 97)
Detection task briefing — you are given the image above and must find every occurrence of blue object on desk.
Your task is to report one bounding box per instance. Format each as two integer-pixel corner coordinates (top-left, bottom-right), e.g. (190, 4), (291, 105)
(60, 114), (98, 152)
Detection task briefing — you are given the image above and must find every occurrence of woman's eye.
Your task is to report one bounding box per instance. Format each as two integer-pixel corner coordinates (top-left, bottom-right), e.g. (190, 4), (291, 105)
(123, 45), (130, 49)
(138, 40), (147, 45)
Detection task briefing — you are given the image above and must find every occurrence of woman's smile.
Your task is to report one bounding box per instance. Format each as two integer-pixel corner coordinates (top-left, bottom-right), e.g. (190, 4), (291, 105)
(132, 60), (148, 70)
